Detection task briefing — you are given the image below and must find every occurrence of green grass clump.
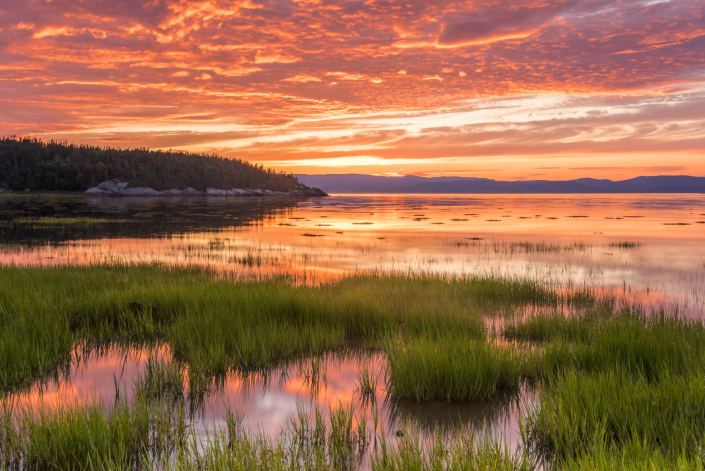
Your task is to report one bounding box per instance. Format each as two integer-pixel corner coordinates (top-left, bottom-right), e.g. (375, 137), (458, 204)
(561, 438), (705, 471)
(507, 311), (705, 380)
(523, 368), (705, 464)
(0, 265), (554, 393)
(371, 431), (530, 471)
(385, 336), (523, 402)
(0, 396), (185, 470)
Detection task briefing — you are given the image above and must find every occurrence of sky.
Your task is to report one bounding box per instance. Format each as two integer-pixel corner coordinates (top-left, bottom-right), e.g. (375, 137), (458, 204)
(1, 0), (704, 181)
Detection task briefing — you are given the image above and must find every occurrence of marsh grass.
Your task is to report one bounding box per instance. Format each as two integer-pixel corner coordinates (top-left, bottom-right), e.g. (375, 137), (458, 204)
(133, 358), (185, 403)
(385, 335), (523, 402)
(371, 430), (531, 471)
(0, 394), (186, 470)
(504, 309), (705, 468)
(505, 310), (705, 380)
(0, 264), (555, 393)
(355, 367), (377, 399)
(523, 368), (705, 464)
(5, 264), (705, 469)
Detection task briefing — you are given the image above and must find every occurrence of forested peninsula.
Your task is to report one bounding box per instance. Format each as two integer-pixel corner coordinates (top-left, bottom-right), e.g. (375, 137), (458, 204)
(0, 137), (318, 194)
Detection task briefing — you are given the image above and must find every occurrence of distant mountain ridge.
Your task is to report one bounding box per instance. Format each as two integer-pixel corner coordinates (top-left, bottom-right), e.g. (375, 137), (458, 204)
(294, 174), (705, 194)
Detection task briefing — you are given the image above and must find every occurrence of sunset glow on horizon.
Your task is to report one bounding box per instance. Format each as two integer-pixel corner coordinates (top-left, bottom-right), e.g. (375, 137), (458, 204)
(1, 0), (704, 180)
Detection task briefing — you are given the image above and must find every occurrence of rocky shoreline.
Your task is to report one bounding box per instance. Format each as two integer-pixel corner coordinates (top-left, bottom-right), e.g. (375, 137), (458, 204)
(82, 180), (328, 198)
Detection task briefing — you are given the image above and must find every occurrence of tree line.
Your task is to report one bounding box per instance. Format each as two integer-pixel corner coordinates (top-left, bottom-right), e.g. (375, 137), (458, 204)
(0, 137), (305, 192)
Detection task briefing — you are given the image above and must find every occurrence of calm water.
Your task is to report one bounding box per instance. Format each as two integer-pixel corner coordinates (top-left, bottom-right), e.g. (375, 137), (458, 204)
(1, 193), (704, 462)
(2, 194), (704, 314)
(10, 346), (528, 456)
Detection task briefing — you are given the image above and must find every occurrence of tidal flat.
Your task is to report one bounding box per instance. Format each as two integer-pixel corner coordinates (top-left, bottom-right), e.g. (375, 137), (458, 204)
(1, 194), (705, 470)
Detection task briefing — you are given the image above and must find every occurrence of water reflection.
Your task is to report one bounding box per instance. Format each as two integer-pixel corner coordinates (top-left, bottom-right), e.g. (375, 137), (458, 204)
(0, 196), (303, 245)
(1, 194), (704, 315)
(8, 346), (528, 456)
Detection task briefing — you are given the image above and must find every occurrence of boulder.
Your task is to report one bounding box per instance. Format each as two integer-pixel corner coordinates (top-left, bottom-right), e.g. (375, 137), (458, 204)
(305, 187), (329, 197)
(98, 180), (119, 191)
(84, 187), (107, 195)
(231, 188), (247, 196)
(0, 188), (6, 194)
(264, 190), (275, 196)
(166, 189), (184, 196)
(206, 188), (227, 196)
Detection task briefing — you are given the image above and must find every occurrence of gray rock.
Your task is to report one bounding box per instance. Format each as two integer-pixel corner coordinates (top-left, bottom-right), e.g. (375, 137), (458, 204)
(264, 190), (274, 196)
(0, 188), (6, 194)
(116, 182), (129, 190)
(166, 189), (184, 195)
(24, 189), (30, 192)
(97, 180), (118, 191)
(84, 187), (107, 195)
(206, 188), (227, 196)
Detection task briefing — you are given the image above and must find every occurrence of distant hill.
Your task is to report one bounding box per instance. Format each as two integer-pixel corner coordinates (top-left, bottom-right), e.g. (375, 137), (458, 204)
(0, 137), (309, 192)
(295, 174), (705, 194)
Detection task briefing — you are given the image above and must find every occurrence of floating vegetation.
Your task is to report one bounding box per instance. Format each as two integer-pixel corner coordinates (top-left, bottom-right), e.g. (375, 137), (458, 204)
(352, 222), (374, 225)
(664, 223), (691, 226)
(209, 239), (226, 250)
(302, 233), (326, 237)
(608, 241), (642, 249)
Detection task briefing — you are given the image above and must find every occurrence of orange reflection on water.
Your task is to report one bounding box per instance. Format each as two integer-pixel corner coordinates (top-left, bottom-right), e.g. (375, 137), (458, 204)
(1, 194), (704, 313)
(7, 347), (527, 455)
